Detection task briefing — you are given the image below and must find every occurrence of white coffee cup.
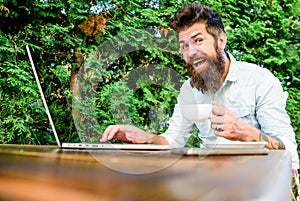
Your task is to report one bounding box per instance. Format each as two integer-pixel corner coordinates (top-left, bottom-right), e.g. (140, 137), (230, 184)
(180, 104), (212, 122)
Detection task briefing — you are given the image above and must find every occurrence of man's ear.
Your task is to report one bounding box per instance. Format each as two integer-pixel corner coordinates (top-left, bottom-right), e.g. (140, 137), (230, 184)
(217, 32), (227, 50)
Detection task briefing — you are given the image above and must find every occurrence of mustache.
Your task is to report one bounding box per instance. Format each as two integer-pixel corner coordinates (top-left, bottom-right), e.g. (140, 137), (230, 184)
(189, 56), (207, 64)
(188, 50), (209, 65)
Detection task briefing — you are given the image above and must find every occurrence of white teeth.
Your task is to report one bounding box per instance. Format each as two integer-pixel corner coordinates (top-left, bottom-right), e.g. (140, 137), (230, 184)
(193, 59), (204, 64)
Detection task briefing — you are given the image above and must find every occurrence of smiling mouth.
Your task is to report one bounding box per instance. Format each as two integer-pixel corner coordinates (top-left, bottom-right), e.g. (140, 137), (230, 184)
(192, 58), (207, 71)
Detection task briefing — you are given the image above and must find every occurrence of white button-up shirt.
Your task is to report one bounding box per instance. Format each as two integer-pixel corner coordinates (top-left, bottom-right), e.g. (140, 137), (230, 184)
(161, 54), (299, 169)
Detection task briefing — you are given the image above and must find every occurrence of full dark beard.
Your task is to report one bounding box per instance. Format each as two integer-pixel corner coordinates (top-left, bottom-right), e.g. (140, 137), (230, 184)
(187, 50), (226, 93)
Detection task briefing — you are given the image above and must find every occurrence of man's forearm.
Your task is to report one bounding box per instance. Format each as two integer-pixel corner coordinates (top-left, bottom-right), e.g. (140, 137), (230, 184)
(232, 118), (285, 149)
(256, 130), (285, 149)
(244, 126), (286, 149)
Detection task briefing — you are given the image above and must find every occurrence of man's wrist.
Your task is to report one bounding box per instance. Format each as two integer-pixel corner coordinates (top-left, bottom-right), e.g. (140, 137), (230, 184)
(146, 134), (168, 145)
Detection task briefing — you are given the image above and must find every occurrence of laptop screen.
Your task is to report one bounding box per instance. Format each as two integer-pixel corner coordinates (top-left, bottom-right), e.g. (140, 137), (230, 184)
(26, 45), (123, 146)
(26, 45), (79, 146)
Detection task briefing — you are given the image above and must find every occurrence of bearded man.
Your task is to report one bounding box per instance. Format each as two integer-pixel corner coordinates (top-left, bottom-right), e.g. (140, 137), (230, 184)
(100, 3), (299, 199)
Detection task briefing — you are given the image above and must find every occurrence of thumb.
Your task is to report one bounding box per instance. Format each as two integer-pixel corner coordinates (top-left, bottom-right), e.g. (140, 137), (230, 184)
(125, 132), (135, 142)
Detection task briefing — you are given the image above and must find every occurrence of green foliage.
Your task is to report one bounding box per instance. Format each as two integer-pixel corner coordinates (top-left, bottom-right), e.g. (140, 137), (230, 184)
(0, 0), (299, 154)
(72, 28), (183, 142)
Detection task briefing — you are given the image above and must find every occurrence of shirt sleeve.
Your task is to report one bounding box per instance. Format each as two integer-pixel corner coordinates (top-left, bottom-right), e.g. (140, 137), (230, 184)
(256, 68), (299, 169)
(161, 81), (195, 148)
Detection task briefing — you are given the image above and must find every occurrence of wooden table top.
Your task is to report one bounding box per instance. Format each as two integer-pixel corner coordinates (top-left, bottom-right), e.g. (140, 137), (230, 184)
(0, 144), (292, 201)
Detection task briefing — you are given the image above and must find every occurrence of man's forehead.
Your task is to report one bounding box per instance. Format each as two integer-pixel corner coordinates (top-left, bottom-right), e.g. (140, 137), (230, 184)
(179, 31), (203, 41)
(178, 23), (207, 40)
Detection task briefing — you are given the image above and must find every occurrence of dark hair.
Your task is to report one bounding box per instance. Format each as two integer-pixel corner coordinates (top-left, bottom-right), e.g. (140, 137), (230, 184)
(169, 3), (225, 40)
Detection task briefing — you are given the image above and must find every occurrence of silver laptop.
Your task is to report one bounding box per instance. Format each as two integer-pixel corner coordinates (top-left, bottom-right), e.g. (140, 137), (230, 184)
(26, 45), (170, 150)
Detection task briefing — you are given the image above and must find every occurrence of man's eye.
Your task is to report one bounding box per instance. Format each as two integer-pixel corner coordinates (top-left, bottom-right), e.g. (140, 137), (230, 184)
(181, 44), (189, 50)
(196, 39), (203, 43)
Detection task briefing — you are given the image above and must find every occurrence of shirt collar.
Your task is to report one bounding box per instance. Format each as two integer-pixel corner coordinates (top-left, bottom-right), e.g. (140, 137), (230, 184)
(224, 53), (238, 82)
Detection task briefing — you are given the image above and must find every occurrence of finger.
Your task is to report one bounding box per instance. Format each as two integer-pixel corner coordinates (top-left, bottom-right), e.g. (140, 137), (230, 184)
(213, 129), (224, 137)
(100, 125), (114, 141)
(211, 124), (224, 136)
(106, 126), (121, 140)
(210, 115), (225, 124)
(212, 105), (225, 116)
(212, 101), (225, 116)
(100, 125), (120, 142)
(211, 123), (223, 131)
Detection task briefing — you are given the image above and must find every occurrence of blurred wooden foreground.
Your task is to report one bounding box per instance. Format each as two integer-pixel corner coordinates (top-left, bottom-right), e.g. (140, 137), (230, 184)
(0, 145), (291, 201)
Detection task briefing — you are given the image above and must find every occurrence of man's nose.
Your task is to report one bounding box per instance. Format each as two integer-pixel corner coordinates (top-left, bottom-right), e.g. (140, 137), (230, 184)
(188, 42), (199, 58)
